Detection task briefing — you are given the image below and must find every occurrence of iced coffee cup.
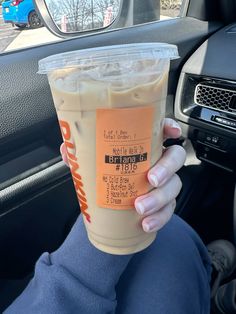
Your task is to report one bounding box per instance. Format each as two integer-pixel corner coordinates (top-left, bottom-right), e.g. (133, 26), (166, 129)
(38, 43), (179, 255)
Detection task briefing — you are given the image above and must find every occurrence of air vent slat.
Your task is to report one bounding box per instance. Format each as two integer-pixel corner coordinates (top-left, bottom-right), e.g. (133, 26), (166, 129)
(194, 84), (236, 115)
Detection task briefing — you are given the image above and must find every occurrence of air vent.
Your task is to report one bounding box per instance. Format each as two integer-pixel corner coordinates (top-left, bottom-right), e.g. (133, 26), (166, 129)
(194, 83), (236, 115)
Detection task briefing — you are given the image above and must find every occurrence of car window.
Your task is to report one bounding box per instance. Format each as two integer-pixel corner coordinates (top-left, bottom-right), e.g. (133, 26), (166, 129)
(0, 0), (186, 53)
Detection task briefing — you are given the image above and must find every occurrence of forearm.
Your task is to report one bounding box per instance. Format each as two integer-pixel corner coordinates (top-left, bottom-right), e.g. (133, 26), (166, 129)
(5, 215), (133, 314)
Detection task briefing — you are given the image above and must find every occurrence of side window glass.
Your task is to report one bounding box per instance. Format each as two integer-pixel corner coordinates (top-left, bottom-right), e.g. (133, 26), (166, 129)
(0, 0), (187, 53)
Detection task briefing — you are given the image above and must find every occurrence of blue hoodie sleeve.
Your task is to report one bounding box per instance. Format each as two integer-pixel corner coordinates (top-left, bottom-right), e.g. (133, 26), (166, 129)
(4, 215), (133, 314)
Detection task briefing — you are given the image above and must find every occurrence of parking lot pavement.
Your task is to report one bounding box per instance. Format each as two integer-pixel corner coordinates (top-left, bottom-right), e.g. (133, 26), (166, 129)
(5, 26), (61, 51)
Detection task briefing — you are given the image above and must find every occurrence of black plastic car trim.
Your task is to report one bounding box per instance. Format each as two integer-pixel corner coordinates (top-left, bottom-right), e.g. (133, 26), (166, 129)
(0, 161), (71, 214)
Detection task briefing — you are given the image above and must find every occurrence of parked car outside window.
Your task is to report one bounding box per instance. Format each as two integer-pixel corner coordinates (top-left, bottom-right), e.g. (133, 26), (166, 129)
(2, 0), (42, 29)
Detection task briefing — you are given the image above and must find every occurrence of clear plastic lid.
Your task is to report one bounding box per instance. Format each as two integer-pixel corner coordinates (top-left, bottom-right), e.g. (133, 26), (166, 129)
(38, 43), (179, 74)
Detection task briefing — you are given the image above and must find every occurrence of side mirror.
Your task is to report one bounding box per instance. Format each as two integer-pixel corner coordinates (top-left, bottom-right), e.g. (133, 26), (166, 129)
(33, 0), (160, 38)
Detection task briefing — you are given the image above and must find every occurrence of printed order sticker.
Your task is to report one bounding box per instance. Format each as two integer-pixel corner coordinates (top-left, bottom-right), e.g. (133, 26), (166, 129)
(96, 106), (154, 210)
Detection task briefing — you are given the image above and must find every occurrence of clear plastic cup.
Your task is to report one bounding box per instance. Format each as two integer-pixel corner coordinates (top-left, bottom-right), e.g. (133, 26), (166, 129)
(38, 43), (179, 254)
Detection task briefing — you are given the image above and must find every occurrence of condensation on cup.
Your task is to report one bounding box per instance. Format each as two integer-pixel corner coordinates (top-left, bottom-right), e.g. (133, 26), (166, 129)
(38, 43), (179, 254)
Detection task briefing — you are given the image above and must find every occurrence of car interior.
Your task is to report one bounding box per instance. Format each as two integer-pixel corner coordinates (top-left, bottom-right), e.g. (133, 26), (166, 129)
(0, 0), (236, 312)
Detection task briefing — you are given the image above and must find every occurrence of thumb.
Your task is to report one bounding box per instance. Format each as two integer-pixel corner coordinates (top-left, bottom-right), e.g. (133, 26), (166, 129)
(60, 143), (69, 167)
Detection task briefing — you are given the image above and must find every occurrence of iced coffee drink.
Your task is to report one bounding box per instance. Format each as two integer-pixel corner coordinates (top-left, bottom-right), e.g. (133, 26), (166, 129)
(39, 43), (179, 254)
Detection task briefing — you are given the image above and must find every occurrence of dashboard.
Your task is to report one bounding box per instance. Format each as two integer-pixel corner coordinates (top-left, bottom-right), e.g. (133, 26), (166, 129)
(175, 24), (236, 172)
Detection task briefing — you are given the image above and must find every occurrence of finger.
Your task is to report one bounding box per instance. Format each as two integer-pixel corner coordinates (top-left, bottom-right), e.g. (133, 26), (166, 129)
(60, 143), (69, 166)
(135, 174), (182, 215)
(142, 200), (176, 233)
(148, 145), (186, 188)
(163, 118), (182, 140)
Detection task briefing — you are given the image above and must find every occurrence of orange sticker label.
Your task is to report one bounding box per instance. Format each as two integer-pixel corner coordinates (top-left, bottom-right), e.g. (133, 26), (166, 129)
(96, 106), (154, 210)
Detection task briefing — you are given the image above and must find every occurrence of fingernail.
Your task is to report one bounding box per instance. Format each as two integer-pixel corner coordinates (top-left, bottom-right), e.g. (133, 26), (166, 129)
(135, 202), (145, 215)
(143, 220), (156, 233)
(135, 197), (156, 215)
(170, 119), (181, 130)
(143, 222), (150, 232)
(60, 144), (64, 155)
(149, 165), (167, 187)
(149, 174), (158, 187)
